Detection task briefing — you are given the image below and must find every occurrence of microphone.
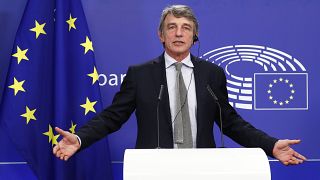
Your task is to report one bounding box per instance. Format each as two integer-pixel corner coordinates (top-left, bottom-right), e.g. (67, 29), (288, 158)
(156, 85), (164, 149)
(158, 85), (164, 101)
(206, 84), (225, 148)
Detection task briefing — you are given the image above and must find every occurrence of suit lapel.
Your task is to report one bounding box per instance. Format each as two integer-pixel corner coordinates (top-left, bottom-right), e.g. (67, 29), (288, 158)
(191, 55), (206, 146)
(191, 55), (204, 111)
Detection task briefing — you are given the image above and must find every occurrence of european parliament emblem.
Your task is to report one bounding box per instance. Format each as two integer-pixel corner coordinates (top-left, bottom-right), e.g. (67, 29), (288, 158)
(254, 73), (308, 110)
(201, 45), (308, 110)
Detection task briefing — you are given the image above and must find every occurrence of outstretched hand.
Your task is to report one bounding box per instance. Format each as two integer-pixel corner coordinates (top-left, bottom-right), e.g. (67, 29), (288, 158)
(53, 127), (80, 161)
(272, 139), (306, 165)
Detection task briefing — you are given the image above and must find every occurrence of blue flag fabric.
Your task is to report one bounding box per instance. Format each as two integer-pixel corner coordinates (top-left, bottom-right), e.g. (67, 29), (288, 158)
(0, 0), (113, 179)
(254, 73), (308, 110)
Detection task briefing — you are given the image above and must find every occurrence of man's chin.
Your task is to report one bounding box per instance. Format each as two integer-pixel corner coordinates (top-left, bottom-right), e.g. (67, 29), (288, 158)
(167, 51), (189, 59)
(171, 47), (189, 53)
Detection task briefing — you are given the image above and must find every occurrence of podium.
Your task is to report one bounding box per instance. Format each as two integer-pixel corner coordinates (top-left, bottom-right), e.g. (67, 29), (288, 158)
(123, 148), (271, 180)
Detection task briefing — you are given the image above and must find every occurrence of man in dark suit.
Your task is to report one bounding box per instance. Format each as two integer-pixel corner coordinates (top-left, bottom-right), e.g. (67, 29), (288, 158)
(53, 4), (306, 165)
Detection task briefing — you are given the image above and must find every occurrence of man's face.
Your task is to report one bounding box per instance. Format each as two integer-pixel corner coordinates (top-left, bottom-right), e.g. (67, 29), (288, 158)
(159, 14), (195, 60)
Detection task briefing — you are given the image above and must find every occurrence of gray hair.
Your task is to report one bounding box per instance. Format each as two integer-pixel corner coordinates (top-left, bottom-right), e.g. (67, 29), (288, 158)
(158, 5), (199, 35)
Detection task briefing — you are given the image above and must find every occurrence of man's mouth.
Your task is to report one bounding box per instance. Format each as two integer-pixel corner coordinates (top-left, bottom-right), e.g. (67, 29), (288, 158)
(173, 41), (185, 45)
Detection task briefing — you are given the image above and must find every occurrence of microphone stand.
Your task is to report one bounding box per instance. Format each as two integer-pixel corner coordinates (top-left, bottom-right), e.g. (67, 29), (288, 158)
(207, 85), (225, 148)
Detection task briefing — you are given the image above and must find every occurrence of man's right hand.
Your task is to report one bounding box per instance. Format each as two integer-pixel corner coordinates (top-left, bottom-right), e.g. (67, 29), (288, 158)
(53, 127), (80, 161)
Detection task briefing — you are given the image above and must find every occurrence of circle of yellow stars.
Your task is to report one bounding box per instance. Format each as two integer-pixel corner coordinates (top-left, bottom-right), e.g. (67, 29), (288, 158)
(9, 12), (98, 148)
(267, 77), (295, 106)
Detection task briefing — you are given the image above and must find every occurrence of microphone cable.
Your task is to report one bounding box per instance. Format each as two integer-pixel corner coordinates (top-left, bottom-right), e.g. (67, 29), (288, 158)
(172, 69), (194, 125)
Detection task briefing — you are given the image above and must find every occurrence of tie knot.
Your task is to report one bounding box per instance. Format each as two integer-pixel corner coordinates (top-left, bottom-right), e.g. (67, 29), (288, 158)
(175, 62), (183, 72)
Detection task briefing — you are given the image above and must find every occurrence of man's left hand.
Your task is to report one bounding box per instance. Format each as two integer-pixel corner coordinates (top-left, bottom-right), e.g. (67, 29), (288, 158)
(273, 139), (307, 165)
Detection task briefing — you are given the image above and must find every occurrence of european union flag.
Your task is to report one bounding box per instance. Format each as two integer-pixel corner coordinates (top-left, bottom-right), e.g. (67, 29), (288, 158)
(254, 73), (308, 110)
(0, 0), (113, 179)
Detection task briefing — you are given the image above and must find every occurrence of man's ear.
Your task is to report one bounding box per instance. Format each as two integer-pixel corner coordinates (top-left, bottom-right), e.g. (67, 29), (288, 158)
(158, 31), (164, 43)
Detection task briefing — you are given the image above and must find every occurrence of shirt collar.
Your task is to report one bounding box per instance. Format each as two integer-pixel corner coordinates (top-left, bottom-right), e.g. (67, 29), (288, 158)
(164, 52), (194, 69)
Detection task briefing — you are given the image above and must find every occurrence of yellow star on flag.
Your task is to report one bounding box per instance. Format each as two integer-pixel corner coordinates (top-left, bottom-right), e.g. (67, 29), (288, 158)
(43, 124), (60, 146)
(87, 66), (99, 84)
(66, 13), (77, 31)
(8, 77), (26, 96)
(69, 121), (77, 134)
(43, 124), (53, 143)
(80, 97), (97, 115)
(80, 36), (94, 54)
(30, 20), (47, 39)
(52, 133), (60, 146)
(21, 106), (36, 124)
(12, 46), (29, 64)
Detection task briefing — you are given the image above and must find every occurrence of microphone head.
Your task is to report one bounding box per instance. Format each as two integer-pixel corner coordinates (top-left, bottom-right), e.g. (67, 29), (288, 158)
(206, 84), (218, 101)
(158, 85), (165, 100)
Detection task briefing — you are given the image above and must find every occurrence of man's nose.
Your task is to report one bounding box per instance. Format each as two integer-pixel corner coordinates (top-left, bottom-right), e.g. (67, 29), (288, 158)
(175, 27), (183, 37)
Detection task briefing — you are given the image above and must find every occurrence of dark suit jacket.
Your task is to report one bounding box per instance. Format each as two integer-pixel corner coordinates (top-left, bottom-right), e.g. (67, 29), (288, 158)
(76, 54), (278, 156)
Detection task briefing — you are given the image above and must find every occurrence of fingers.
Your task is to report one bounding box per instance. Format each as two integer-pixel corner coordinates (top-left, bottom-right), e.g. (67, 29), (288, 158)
(53, 144), (59, 155)
(52, 127), (76, 162)
(53, 144), (70, 161)
(287, 139), (306, 165)
(294, 151), (307, 161)
(286, 139), (301, 145)
(283, 161), (289, 166)
(288, 157), (303, 165)
(289, 157), (302, 165)
(54, 145), (62, 158)
(53, 145), (64, 159)
(52, 136), (65, 159)
(281, 151), (306, 166)
(55, 127), (69, 137)
(59, 153), (64, 160)
(58, 151), (68, 161)
(282, 158), (300, 166)
(64, 155), (69, 161)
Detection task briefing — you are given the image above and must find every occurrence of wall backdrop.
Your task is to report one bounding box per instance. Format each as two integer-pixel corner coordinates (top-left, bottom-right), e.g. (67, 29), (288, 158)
(1, 0), (319, 179)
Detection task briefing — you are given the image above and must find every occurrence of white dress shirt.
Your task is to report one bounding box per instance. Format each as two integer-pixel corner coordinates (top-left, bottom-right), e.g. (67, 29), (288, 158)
(164, 52), (197, 148)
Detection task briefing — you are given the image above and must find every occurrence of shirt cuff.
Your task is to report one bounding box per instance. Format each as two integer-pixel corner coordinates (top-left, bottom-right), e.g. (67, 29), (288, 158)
(75, 134), (82, 147)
